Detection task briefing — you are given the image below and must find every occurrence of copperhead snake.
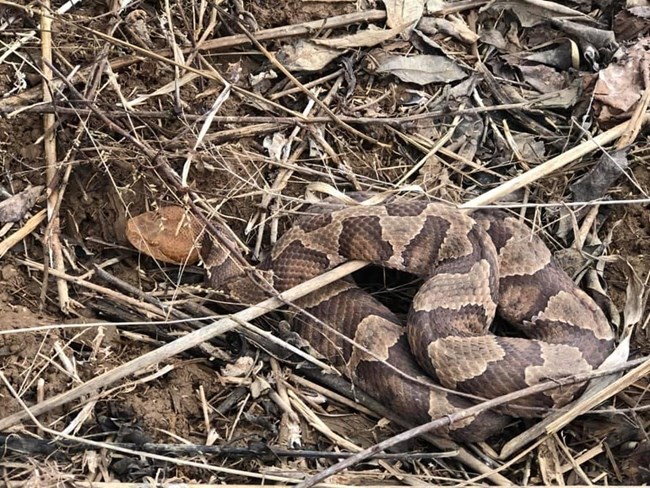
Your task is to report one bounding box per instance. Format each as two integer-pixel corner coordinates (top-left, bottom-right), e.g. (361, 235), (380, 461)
(126, 195), (615, 441)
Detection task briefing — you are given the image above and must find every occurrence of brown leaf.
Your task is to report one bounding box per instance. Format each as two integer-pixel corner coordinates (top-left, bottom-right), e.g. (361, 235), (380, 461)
(517, 65), (567, 93)
(614, 7), (650, 41)
(594, 38), (649, 122)
(480, 28), (508, 50)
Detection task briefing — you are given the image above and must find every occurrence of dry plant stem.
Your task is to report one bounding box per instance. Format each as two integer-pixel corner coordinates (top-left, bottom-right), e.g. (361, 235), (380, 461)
(15, 259), (169, 319)
(0, 210), (47, 259)
(553, 433), (591, 484)
(0, 261), (367, 431)
(521, 0), (596, 18)
(617, 85), (650, 148)
(438, 0), (491, 14)
(196, 9), (386, 52)
(289, 374), (378, 417)
(293, 356), (648, 488)
(203, 122), (280, 144)
(40, 1), (70, 313)
(270, 69), (345, 100)
(92, 267), (199, 325)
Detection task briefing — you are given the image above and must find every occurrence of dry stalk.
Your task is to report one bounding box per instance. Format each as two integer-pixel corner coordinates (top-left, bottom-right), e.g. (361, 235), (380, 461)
(15, 258), (169, 319)
(0, 209), (47, 259)
(39, 0), (70, 313)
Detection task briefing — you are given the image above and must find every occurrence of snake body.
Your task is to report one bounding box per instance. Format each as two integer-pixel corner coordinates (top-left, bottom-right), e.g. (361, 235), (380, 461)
(127, 196), (615, 441)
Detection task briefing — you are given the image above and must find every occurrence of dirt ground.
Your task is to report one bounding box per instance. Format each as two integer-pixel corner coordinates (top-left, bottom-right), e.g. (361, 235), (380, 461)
(0, 0), (649, 485)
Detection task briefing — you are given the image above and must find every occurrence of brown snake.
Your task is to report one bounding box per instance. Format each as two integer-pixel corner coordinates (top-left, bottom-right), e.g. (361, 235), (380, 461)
(126, 195), (615, 441)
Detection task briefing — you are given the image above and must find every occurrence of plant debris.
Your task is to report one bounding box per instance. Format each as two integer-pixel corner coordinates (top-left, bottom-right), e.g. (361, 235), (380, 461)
(0, 0), (649, 486)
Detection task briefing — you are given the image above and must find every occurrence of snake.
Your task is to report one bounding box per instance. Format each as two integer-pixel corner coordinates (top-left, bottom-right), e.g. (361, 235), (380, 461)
(126, 195), (615, 442)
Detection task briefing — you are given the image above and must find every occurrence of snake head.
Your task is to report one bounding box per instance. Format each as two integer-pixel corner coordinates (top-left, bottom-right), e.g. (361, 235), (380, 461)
(125, 206), (203, 265)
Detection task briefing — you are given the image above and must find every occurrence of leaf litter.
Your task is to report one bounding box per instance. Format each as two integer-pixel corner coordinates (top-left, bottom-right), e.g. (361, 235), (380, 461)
(0, 0), (649, 485)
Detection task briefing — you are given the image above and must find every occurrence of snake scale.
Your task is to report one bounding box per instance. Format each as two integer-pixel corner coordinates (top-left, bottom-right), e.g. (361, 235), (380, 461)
(126, 195), (615, 442)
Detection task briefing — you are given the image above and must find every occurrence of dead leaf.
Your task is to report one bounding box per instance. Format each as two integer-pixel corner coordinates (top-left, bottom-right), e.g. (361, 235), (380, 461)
(548, 18), (618, 51)
(276, 40), (342, 72)
(424, 0), (444, 14)
(374, 54), (467, 85)
(383, 0), (424, 36)
(411, 28), (444, 52)
(417, 16), (479, 45)
(517, 65), (567, 93)
(630, 6), (650, 17)
(250, 376), (271, 398)
(594, 39), (649, 122)
(490, 1), (591, 28)
(0, 185), (44, 223)
(521, 42), (576, 70)
(480, 28), (508, 50)
(263, 132), (289, 162)
(314, 24), (406, 49)
(534, 82), (581, 109)
(597, 256), (646, 331)
(614, 7), (650, 41)
(570, 149), (629, 203)
(221, 356), (255, 378)
(511, 133), (545, 163)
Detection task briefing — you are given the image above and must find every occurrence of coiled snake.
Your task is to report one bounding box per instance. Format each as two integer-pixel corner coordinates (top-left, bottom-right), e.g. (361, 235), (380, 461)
(126, 195), (614, 441)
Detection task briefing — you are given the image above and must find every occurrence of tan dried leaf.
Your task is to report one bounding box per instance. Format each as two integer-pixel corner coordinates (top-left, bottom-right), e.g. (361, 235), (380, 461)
(276, 40), (342, 72)
(374, 54), (467, 85)
(383, 0), (424, 36)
